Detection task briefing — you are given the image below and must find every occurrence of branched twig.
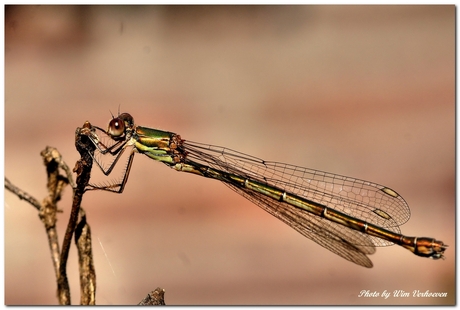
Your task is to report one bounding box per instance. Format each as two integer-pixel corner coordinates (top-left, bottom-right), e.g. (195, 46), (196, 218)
(6, 121), (165, 305)
(5, 146), (76, 293)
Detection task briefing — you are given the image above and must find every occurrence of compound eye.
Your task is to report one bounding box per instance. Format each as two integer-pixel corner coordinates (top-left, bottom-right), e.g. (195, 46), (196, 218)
(107, 118), (125, 138)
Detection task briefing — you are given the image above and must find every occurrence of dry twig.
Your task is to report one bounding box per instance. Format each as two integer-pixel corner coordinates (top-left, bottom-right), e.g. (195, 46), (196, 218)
(57, 122), (97, 305)
(138, 288), (166, 305)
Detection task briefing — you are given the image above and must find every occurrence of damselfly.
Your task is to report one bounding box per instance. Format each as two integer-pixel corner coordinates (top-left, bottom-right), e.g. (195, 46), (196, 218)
(84, 112), (446, 268)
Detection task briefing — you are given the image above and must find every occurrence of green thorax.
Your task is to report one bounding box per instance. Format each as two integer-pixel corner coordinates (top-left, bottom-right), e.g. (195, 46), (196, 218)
(134, 126), (177, 164)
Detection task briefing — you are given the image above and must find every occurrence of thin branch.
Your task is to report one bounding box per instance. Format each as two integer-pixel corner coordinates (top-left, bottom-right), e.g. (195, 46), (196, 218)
(5, 178), (41, 210)
(58, 122), (97, 305)
(39, 147), (72, 280)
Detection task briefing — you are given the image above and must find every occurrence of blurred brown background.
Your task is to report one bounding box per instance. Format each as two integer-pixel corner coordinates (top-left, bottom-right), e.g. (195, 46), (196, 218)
(5, 5), (455, 305)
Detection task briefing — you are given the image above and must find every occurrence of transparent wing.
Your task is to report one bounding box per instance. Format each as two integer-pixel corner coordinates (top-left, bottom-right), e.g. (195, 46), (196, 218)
(226, 182), (375, 267)
(182, 141), (411, 248)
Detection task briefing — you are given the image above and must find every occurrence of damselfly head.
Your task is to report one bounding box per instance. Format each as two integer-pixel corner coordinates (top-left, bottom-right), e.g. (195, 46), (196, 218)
(107, 112), (134, 140)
